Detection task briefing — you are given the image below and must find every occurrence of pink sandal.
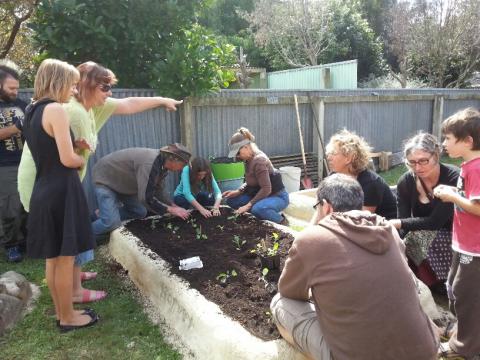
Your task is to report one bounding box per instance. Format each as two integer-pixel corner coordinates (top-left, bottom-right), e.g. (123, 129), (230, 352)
(74, 289), (107, 304)
(80, 272), (97, 282)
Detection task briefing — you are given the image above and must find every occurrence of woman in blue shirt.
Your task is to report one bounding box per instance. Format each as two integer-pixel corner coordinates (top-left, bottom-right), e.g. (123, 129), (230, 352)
(174, 157), (222, 218)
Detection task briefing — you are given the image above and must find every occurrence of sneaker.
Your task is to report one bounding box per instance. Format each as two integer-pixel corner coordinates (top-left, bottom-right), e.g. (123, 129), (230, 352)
(6, 246), (23, 263)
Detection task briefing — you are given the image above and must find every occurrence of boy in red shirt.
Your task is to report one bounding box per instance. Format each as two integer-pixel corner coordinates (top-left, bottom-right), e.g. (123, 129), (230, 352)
(434, 107), (480, 358)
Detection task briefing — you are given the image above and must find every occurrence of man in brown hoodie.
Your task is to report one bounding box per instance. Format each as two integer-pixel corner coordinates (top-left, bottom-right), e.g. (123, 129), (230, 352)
(271, 173), (438, 360)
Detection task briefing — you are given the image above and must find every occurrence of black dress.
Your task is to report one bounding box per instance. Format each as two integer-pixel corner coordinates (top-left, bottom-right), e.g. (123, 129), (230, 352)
(23, 99), (95, 259)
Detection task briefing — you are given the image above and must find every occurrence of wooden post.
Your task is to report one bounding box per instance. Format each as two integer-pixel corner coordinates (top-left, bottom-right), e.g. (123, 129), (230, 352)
(322, 68), (331, 89)
(432, 95), (444, 141)
(179, 97), (195, 153)
(311, 97), (326, 181)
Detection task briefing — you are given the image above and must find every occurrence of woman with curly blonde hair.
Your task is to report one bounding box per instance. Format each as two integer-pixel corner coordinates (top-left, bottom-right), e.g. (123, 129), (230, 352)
(326, 129), (396, 219)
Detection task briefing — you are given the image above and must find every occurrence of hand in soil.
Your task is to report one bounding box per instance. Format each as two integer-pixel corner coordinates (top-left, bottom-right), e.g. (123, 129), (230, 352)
(199, 207), (213, 218)
(211, 208), (221, 216)
(235, 203), (251, 215)
(168, 206), (191, 220)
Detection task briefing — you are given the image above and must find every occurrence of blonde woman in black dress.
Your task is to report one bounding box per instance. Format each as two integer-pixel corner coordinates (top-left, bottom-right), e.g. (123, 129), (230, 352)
(23, 59), (97, 332)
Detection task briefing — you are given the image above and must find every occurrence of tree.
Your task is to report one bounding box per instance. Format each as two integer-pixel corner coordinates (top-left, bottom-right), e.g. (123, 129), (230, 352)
(324, 0), (386, 79)
(386, 0), (480, 88)
(0, 0), (40, 85)
(31, 0), (235, 96)
(149, 25), (236, 98)
(243, 0), (332, 68)
(198, 0), (271, 70)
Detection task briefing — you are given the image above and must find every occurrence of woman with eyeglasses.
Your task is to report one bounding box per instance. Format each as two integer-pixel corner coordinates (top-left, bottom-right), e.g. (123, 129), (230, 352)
(389, 132), (459, 291)
(18, 61), (182, 304)
(325, 129), (397, 219)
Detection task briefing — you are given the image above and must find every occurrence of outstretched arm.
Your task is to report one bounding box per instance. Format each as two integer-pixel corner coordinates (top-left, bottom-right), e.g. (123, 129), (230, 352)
(112, 97), (183, 115)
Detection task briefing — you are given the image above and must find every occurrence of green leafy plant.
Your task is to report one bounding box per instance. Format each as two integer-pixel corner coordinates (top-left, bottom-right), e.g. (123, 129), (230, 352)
(251, 239), (279, 257)
(216, 269), (238, 284)
(150, 218), (160, 230)
(216, 224), (225, 231)
(150, 24), (236, 98)
(260, 267), (269, 282)
(232, 235), (246, 250)
(271, 232), (280, 241)
(227, 213), (240, 221)
(195, 225), (208, 240)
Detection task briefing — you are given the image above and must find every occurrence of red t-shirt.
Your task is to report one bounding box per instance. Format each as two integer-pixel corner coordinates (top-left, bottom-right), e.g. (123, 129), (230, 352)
(452, 157), (480, 256)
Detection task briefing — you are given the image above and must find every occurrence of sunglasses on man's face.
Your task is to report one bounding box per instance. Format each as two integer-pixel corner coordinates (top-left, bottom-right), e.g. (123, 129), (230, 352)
(98, 83), (112, 92)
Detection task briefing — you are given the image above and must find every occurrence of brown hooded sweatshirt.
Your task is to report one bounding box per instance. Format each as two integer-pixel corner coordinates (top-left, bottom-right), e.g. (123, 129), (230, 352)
(278, 210), (438, 360)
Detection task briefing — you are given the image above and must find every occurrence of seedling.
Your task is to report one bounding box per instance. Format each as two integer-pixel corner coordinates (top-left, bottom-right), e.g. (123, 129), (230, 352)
(216, 269), (237, 284)
(271, 232), (280, 241)
(227, 213), (240, 221)
(251, 239), (279, 257)
(166, 222), (173, 230)
(195, 225), (208, 240)
(216, 224), (225, 231)
(260, 267), (269, 282)
(150, 218), (160, 230)
(232, 235), (246, 250)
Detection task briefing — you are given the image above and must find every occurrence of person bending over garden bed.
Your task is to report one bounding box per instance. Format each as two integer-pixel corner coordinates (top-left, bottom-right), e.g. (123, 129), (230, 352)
(91, 144), (192, 237)
(222, 127), (289, 224)
(271, 173), (438, 360)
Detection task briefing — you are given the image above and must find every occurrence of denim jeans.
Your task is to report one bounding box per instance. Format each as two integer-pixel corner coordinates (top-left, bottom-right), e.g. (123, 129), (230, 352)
(174, 192), (215, 210)
(91, 186), (147, 237)
(226, 189), (289, 223)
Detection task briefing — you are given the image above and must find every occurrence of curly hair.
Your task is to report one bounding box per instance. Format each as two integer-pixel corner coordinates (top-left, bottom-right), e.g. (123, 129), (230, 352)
(327, 129), (372, 175)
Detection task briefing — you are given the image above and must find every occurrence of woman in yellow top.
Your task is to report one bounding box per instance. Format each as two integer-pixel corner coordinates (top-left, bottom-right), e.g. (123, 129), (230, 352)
(18, 61), (182, 303)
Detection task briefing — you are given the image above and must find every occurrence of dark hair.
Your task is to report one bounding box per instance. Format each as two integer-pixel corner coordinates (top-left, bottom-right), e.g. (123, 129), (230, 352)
(442, 107), (480, 150)
(0, 62), (20, 84)
(317, 173), (364, 212)
(190, 157), (213, 194)
(75, 61), (117, 103)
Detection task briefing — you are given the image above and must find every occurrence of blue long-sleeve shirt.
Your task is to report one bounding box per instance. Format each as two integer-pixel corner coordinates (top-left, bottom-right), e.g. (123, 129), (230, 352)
(174, 165), (222, 203)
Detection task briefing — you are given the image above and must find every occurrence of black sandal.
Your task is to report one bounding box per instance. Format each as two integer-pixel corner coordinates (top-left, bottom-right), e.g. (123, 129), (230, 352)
(58, 310), (99, 333)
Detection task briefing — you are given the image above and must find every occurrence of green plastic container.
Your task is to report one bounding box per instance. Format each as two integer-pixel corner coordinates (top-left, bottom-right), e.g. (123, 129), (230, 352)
(210, 157), (245, 181)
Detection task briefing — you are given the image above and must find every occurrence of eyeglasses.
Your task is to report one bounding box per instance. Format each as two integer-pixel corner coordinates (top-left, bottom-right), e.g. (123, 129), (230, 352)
(313, 199), (325, 210)
(406, 155), (433, 167)
(98, 83), (112, 92)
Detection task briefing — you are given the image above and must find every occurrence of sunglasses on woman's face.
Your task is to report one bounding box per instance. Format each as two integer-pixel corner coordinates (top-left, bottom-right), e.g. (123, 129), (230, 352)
(98, 83), (112, 92)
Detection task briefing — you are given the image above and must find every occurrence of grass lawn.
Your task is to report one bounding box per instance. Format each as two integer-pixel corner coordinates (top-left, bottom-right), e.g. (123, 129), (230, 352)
(0, 247), (180, 360)
(379, 156), (463, 186)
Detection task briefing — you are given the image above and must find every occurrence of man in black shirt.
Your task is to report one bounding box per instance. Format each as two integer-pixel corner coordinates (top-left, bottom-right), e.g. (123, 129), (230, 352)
(0, 60), (27, 262)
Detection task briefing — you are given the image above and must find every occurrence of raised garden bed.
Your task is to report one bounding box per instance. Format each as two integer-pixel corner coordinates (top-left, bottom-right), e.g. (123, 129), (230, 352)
(124, 207), (294, 341)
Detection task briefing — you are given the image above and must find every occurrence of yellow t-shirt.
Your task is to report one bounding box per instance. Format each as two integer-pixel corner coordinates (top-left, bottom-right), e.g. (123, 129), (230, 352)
(18, 97), (116, 211)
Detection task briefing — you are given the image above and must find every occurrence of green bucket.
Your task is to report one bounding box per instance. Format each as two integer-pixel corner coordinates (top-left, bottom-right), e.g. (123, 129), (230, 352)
(210, 157), (245, 181)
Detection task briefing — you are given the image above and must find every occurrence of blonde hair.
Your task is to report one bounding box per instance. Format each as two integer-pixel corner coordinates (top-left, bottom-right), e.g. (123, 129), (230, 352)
(76, 61), (117, 103)
(229, 127), (259, 152)
(33, 59), (79, 103)
(327, 129), (372, 175)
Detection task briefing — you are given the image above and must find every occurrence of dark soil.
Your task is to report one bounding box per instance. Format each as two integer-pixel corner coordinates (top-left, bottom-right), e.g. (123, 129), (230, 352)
(125, 207), (294, 341)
